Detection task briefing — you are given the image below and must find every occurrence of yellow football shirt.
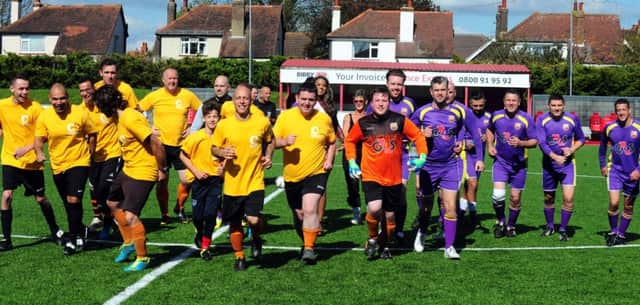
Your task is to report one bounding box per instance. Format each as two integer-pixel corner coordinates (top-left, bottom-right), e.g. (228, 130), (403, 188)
(35, 105), (99, 174)
(212, 114), (272, 196)
(118, 108), (157, 182)
(139, 87), (201, 146)
(0, 97), (44, 170)
(220, 101), (264, 119)
(180, 128), (221, 182)
(80, 101), (120, 162)
(273, 108), (336, 182)
(95, 80), (138, 109)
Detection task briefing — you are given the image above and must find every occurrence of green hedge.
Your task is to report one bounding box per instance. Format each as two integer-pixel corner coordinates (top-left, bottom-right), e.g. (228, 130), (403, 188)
(2, 53), (640, 96)
(0, 53), (287, 89)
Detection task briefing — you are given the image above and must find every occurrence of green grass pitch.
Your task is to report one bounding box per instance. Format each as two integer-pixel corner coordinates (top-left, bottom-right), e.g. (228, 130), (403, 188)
(0, 142), (638, 305)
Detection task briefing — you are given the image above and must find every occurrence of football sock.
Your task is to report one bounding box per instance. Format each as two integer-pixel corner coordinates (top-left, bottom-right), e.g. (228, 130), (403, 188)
(493, 199), (506, 224)
(37, 199), (59, 234)
(444, 217), (457, 248)
(112, 209), (131, 243)
(1, 209), (12, 241)
(365, 213), (378, 239)
(559, 208), (572, 231)
(229, 223), (244, 259)
(203, 213), (216, 239)
(507, 208), (520, 228)
(201, 236), (211, 250)
(608, 210), (619, 233)
(249, 219), (262, 241)
(130, 222), (147, 258)
(394, 203), (406, 237)
(66, 201), (84, 236)
(156, 186), (169, 216)
(302, 228), (320, 249)
(417, 205), (430, 233)
(175, 183), (190, 211)
(385, 218), (396, 242)
(469, 202), (478, 223)
(544, 207), (555, 228)
(618, 209), (633, 237)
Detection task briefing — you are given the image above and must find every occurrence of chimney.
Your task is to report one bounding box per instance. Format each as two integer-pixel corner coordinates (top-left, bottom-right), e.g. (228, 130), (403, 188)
(573, 1), (585, 44)
(10, 0), (21, 23)
(167, 0), (177, 24)
(495, 0), (508, 40)
(141, 42), (149, 55)
(33, 0), (42, 11)
(331, 0), (341, 32)
(180, 0), (189, 14)
(231, 0), (245, 38)
(399, 0), (414, 42)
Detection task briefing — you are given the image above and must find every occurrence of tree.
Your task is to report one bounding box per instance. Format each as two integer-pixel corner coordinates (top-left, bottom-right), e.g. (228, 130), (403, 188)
(0, 0), (32, 27)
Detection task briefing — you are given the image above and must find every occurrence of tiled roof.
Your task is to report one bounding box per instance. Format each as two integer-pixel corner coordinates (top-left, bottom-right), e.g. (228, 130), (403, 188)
(0, 5), (125, 55)
(504, 12), (623, 64)
(281, 59), (530, 73)
(156, 4), (282, 58)
(327, 9), (453, 59)
(283, 32), (311, 58)
(454, 34), (490, 59)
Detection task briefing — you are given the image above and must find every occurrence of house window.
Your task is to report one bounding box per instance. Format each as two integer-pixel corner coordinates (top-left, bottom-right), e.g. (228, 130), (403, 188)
(353, 41), (379, 59)
(20, 35), (45, 53)
(180, 37), (206, 55)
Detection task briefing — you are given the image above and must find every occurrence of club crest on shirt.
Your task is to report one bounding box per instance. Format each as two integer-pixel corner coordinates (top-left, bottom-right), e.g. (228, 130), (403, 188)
(483, 119), (489, 126)
(562, 124), (570, 131)
(400, 109), (408, 116)
(390, 122), (398, 131)
(175, 99), (183, 109)
(310, 126), (321, 139)
(514, 123), (522, 130)
(632, 130), (638, 139)
(66, 123), (79, 136)
(448, 115), (455, 123)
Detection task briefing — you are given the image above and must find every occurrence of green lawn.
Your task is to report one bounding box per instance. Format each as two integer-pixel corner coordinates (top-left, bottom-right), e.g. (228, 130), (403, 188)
(0, 145), (637, 305)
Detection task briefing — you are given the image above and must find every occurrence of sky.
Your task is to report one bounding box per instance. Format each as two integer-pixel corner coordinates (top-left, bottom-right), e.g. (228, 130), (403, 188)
(42, 0), (640, 51)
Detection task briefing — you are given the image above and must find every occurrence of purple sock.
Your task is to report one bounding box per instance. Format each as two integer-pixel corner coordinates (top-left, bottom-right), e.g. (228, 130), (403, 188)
(618, 210), (633, 237)
(508, 208), (520, 228)
(493, 199), (506, 224)
(544, 207), (555, 228)
(608, 213), (619, 233)
(559, 209), (572, 231)
(444, 218), (457, 248)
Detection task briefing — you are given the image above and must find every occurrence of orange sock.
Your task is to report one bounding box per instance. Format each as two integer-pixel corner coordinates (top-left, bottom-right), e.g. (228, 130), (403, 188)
(229, 224), (244, 259)
(365, 213), (378, 239)
(386, 219), (396, 240)
(176, 183), (190, 210)
(130, 222), (147, 259)
(302, 228), (320, 249)
(112, 209), (131, 243)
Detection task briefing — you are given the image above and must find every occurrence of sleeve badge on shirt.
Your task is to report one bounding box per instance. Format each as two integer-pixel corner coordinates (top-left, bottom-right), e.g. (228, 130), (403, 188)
(390, 122), (398, 131)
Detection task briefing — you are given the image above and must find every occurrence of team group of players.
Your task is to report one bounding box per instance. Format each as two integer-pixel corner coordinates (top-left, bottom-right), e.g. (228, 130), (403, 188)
(0, 61), (637, 271)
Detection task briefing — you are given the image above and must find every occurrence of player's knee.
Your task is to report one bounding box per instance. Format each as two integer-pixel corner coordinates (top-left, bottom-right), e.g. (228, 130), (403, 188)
(492, 189), (506, 203)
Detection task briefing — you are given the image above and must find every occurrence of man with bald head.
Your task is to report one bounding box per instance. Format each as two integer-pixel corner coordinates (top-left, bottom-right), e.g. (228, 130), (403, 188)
(190, 75), (233, 133)
(140, 68), (202, 224)
(35, 83), (99, 255)
(0, 76), (64, 251)
(211, 83), (274, 271)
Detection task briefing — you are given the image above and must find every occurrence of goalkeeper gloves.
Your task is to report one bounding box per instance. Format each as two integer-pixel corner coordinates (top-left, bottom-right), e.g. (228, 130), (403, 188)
(408, 153), (427, 171)
(348, 159), (361, 179)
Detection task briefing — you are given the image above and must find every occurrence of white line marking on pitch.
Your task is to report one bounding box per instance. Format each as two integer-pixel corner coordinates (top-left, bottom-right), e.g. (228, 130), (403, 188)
(103, 188), (284, 305)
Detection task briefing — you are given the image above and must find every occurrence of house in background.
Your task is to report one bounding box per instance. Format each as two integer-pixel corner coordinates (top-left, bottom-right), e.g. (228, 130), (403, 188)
(470, 0), (624, 65)
(0, 0), (128, 55)
(453, 34), (491, 63)
(327, 0), (454, 63)
(155, 0), (283, 59)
